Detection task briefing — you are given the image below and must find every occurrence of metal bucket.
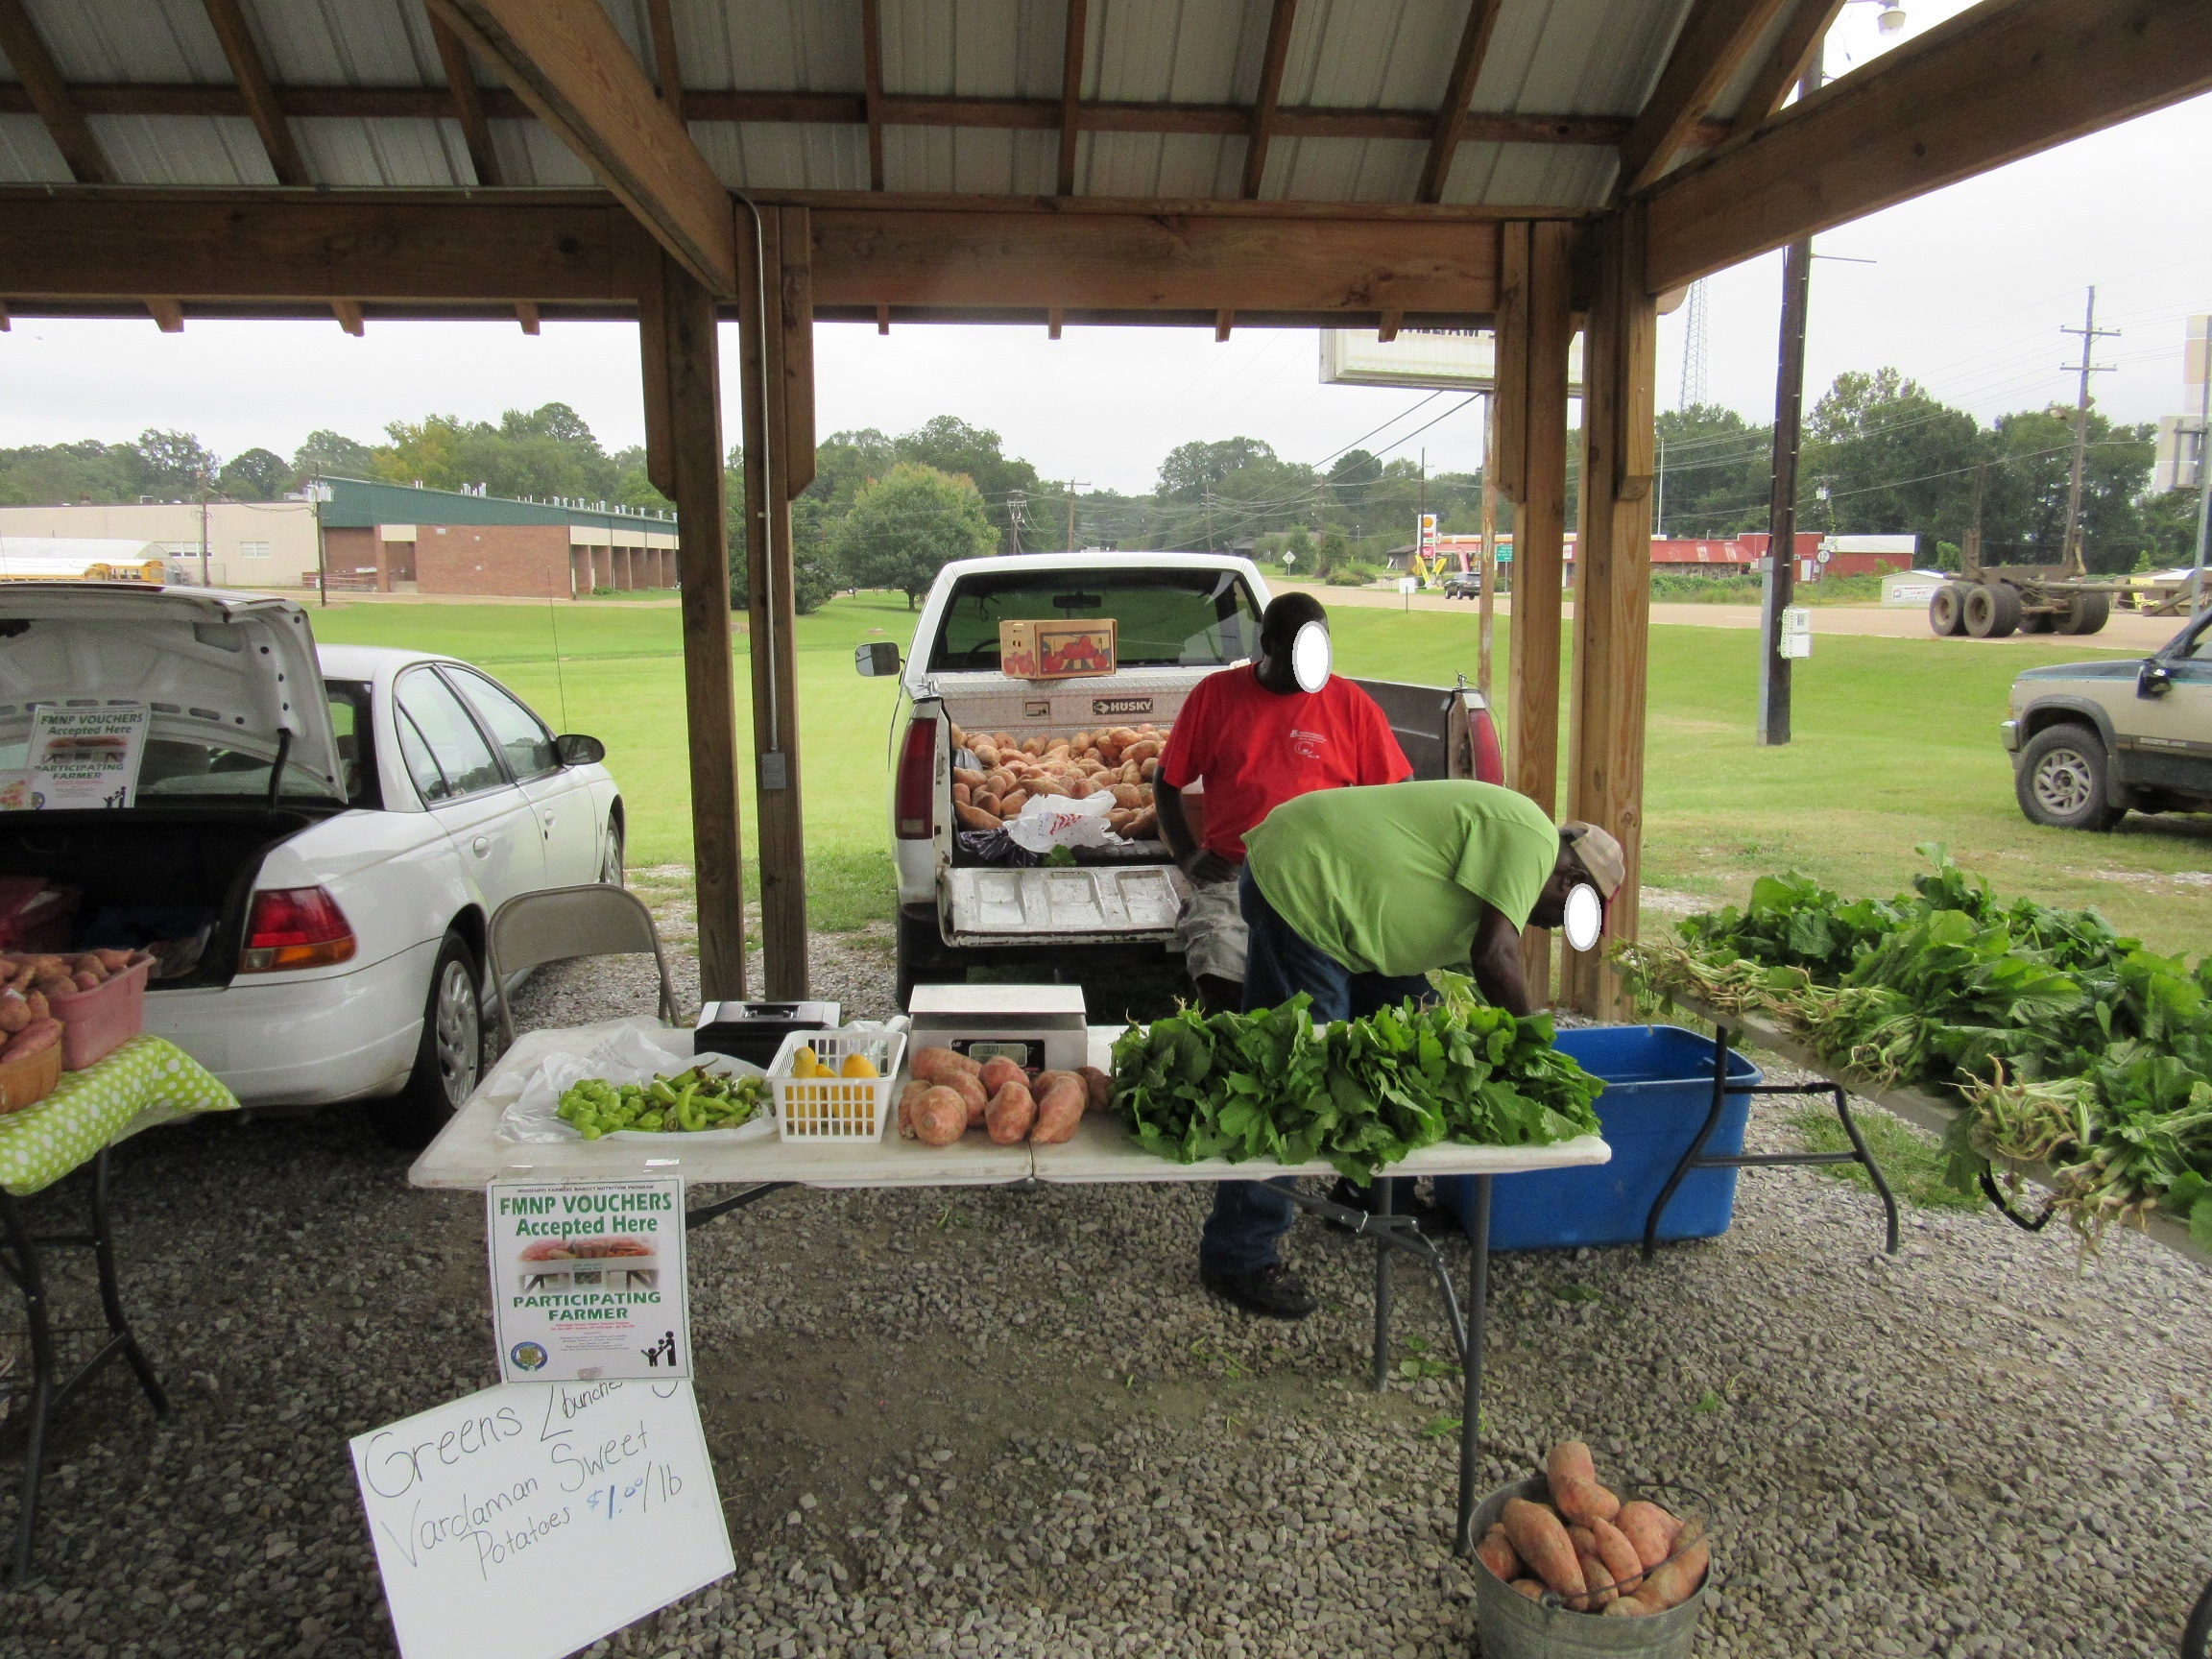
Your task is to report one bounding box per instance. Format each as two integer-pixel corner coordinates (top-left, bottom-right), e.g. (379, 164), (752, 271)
(1470, 1479), (1710, 1659)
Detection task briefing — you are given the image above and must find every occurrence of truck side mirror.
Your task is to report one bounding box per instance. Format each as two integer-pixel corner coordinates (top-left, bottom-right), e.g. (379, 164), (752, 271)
(2138, 661), (2174, 699)
(855, 641), (901, 678)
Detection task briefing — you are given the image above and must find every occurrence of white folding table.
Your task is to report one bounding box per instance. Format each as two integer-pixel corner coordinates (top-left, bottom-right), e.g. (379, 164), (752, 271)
(412, 1017), (1611, 1552)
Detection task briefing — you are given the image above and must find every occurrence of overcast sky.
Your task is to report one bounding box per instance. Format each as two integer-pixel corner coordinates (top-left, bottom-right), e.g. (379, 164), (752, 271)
(1, 0), (2204, 499)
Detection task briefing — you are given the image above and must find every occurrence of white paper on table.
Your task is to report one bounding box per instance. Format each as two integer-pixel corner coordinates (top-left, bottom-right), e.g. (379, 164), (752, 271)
(494, 1025), (767, 1143)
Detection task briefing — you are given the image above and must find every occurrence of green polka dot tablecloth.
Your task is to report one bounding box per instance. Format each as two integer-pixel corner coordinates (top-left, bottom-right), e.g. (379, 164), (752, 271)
(0, 1036), (237, 1196)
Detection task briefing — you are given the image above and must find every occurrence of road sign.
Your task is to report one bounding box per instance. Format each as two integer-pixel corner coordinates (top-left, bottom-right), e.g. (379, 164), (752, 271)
(1318, 329), (1584, 394)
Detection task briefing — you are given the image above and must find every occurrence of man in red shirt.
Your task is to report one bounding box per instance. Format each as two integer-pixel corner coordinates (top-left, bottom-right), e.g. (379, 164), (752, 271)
(1155, 591), (1411, 1318)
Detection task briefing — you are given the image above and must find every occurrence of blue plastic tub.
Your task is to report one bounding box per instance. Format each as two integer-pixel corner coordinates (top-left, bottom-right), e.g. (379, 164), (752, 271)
(1435, 1024), (1762, 1250)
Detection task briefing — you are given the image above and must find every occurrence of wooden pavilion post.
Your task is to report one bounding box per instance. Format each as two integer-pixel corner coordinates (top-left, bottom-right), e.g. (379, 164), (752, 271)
(1562, 204), (1657, 1018)
(735, 203), (816, 998)
(640, 245), (749, 1000)
(1495, 219), (1574, 1003)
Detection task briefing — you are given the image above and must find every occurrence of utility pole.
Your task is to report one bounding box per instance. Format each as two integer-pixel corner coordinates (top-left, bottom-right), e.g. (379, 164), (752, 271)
(1203, 489), (1215, 551)
(2194, 318), (2210, 615)
(1756, 67), (1819, 747)
(198, 476), (211, 587)
(1060, 479), (1091, 551)
(1964, 462), (1987, 575)
(2058, 286), (2118, 575)
(1479, 394), (1498, 700)
(1655, 435), (1667, 538)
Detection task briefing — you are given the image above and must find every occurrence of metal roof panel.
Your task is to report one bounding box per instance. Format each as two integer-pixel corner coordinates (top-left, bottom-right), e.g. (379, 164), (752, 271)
(88, 114), (267, 184)
(693, 121), (870, 190)
(674, 0), (861, 93)
(23, 0), (228, 84)
(295, 116), (470, 187)
(0, 114), (68, 183)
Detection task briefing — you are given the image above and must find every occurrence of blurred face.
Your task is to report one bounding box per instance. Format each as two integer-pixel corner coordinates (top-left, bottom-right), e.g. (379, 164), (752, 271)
(1526, 855), (1593, 931)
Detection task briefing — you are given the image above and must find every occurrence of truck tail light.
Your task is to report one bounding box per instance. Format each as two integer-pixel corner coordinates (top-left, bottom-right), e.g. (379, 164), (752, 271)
(895, 716), (938, 840)
(1469, 703), (1506, 786)
(240, 885), (358, 973)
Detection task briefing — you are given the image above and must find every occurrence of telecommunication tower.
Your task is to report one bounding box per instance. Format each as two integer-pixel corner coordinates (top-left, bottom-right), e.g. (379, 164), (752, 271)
(1678, 278), (1709, 410)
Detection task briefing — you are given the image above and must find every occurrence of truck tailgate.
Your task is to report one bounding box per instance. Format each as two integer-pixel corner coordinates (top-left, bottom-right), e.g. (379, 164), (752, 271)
(946, 864), (1190, 945)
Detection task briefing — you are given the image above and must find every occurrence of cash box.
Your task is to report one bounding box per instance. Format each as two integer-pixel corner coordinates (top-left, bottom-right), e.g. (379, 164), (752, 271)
(998, 618), (1118, 681)
(906, 983), (1088, 1073)
(693, 999), (840, 1069)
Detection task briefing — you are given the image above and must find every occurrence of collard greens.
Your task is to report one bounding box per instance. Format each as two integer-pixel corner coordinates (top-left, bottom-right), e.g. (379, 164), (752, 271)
(1110, 976), (1602, 1183)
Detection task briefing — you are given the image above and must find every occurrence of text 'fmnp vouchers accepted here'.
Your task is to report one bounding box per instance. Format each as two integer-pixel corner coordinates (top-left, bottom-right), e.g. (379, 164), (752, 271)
(487, 1177), (690, 1384)
(350, 1379), (733, 1659)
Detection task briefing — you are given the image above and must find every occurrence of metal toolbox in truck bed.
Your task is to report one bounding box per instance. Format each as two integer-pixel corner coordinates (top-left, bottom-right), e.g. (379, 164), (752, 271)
(945, 863), (1190, 945)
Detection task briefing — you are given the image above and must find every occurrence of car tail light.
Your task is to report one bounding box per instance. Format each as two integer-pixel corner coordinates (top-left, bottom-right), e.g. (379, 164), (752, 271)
(895, 716), (939, 840)
(1469, 702), (1506, 785)
(239, 886), (358, 973)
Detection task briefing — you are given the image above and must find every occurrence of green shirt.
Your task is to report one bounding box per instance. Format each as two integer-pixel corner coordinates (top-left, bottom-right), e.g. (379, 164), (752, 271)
(1243, 781), (1557, 977)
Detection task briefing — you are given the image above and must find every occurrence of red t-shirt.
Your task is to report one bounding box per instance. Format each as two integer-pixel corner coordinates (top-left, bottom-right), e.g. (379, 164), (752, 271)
(1159, 666), (1411, 860)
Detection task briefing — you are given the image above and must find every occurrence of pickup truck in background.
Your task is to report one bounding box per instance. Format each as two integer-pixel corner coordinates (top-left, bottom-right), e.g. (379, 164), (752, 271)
(857, 553), (1507, 1007)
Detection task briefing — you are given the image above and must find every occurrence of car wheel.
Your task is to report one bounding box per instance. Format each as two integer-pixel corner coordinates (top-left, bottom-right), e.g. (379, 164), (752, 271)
(1929, 585), (1966, 637)
(371, 931), (485, 1149)
(2015, 725), (2124, 831)
(599, 818), (625, 888)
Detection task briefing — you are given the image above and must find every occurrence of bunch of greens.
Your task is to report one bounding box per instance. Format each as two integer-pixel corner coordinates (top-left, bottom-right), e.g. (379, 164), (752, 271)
(1110, 974), (1602, 1183)
(558, 1068), (767, 1138)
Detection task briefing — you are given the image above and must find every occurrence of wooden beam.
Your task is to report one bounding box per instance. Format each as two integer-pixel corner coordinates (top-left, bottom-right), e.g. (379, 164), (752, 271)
(1058, 0), (1089, 195)
(428, 14), (504, 185)
(1214, 308), (1233, 342)
(779, 205), (815, 496)
(1647, 0), (2212, 291)
(652, 247), (748, 998)
(1562, 204), (1655, 1017)
(427, 0), (737, 296)
(331, 298), (365, 335)
(202, 0), (308, 185)
(1240, 0), (1298, 200)
(0, 80), (1685, 152)
(1618, 0), (1791, 194)
(1504, 219), (1572, 1001)
(146, 297), (184, 332)
(0, 0), (114, 183)
(1729, 0), (1843, 136)
(860, 0), (887, 191)
(876, 301), (890, 334)
(644, 0), (685, 123)
(1046, 304), (1064, 338)
(1490, 222), (1527, 501)
(0, 301), (10, 331)
(1376, 309), (1402, 343)
(1418, 0), (1504, 204)
(737, 206), (811, 996)
(516, 299), (541, 333)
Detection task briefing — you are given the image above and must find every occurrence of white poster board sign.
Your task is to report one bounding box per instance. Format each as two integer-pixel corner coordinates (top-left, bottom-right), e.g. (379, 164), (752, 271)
(3, 703), (151, 809)
(487, 1177), (690, 1383)
(1780, 606), (1813, 660)
(351, 1379), (733, 1659)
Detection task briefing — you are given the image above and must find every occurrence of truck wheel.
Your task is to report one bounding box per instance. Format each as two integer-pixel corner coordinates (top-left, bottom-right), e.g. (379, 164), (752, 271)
(1963, 583), (2020, 637)
(1929, 585), (1966, 636)
(2015, 725), (2124, 832)
(2020, 611), (2056, 634)
(895, 911), (963, 1011)
(372, 931), (485, 1148)
(2058, 590), (2110, 635)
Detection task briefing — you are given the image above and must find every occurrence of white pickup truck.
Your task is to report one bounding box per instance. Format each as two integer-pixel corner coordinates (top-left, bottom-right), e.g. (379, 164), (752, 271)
(857, 553), (1505, 1006)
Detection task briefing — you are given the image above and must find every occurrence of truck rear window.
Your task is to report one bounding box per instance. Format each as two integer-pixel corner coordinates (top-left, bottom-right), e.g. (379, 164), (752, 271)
(927, 569), (1262, 672)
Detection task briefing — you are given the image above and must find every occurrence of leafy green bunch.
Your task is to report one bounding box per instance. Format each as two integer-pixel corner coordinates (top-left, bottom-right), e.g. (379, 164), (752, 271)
(1110, 979), (1601, 1184)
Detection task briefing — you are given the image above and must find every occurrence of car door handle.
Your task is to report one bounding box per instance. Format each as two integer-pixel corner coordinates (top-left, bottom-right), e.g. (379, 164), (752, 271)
(472, 835), (490, 856)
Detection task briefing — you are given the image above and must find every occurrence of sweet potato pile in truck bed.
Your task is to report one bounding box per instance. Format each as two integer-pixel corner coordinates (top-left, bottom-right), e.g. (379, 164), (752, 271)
(949, 721), (1169, 839)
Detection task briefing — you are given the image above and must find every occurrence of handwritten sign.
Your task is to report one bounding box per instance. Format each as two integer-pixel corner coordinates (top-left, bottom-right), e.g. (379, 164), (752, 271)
(350, 1379), (733, 1659)
(487, 1177), (690, 1384)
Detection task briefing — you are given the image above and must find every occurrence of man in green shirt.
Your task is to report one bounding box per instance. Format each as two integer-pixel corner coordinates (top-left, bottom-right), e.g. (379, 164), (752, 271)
(1195, 780), (1623, 1318)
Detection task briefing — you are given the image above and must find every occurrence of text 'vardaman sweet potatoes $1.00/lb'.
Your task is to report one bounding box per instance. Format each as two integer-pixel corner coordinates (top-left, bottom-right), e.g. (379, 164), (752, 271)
(1486, 1442), (1707, 1615)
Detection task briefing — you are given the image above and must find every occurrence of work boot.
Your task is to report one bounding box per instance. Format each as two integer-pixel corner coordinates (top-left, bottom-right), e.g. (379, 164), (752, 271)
(1199, 1262), (1318, 1320)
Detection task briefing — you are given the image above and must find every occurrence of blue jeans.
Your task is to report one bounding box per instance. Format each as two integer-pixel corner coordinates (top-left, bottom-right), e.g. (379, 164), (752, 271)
(1198, 869), (1434, 1277)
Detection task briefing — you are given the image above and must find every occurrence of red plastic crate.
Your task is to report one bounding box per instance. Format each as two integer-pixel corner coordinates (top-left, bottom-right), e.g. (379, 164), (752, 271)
(0, 881), (77, 953)
(50, 958), (151, 1071)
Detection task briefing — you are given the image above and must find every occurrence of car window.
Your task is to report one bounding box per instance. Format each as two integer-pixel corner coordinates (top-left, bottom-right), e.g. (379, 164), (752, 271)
(2188, 620), (2212, 662)
(445, 667), (559, 780)
(397, 669), (506, 799)
(395, 709), (450, 804)
(927, 568), (1263, 672)
(324, 679), (380, 808)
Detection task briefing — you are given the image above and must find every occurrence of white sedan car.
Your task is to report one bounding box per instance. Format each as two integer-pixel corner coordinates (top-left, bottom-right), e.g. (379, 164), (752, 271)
(0, 587), (622, 1144)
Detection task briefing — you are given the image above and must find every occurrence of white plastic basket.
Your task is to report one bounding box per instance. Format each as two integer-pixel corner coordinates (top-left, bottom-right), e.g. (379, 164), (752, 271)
(768, 1027), (907, 1142)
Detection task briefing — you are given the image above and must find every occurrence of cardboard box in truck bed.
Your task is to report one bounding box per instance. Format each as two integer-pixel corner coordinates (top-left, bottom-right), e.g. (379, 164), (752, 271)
(998, 619), (1117, 680)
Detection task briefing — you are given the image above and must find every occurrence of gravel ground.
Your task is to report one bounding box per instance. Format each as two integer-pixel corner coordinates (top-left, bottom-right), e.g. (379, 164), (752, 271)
(4, 889), (2212, 1659)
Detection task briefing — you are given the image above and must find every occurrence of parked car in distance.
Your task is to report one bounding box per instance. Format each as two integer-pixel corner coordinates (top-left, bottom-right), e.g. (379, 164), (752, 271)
(2003, 607), (2211, 830)
(1442, 571), (1484, 599)
(0, 586), (622, 1144)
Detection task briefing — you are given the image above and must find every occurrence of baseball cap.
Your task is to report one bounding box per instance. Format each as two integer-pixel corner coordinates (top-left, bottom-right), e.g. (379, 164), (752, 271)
(1559, 822), (1625, 901)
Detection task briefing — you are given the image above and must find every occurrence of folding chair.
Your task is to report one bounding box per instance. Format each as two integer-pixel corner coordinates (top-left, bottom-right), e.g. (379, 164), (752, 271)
(487, 884), (680, 1049)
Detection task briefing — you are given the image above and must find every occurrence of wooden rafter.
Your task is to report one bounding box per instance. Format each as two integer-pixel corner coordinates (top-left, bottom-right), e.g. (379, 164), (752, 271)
(427, 0), (737, 296)
(644, 0), (685, 123)
(202, 0), (307, 185)
(1645, 0), (2212, 290)
(1617, 0), (1791, 194)
(1057, 0), (1088, 195)
(331, 298), (364, 335)
(0, 0), (114, 183)
(1417, 0), (1504, 204)
(859, 0), (887, 191)
(1729, 0), (1843, 136)
(428, 14), (503, 185)
(1239, 0), (1297, 200)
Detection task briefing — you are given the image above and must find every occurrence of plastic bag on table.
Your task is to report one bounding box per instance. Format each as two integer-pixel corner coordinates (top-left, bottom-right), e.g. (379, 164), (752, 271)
(1005, 789), (1118, 854)
(495, 1024), (764, 1142)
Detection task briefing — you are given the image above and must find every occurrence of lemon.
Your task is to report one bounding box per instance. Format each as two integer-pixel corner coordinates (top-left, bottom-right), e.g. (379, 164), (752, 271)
(840, 1053), (878, 1079)
(791, 1046), (821, 1077)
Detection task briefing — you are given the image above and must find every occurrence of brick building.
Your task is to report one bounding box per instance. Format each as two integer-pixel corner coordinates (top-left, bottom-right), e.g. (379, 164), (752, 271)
(313, 476), (679, 598)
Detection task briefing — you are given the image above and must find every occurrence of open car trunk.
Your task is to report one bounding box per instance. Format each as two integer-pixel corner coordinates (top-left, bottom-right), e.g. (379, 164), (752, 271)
(0, 806), (325, 988)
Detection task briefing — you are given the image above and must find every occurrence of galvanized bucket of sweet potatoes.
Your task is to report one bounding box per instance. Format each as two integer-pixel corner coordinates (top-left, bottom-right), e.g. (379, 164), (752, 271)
(1470, 1478), (1713, 1659)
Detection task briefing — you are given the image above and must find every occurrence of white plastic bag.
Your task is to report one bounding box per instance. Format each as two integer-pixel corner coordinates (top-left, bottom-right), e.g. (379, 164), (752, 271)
(1006, 788), (1118, 854)
(494, 1025), (765, 1143)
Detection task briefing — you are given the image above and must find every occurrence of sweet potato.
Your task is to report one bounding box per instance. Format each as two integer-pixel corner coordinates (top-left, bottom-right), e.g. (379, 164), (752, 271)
(95, 949), (132, 974)
(972, 743), (1001, 767)
(24, 991), (45, 1022)
(1570, 1526), (1618, 1609)
(953, 782), (973, 807)
(1077, 1066), (1113, 1113)
(1614, 1502), (1679, 1571)
(3, 1018), (60, 1062)
(1029, 1072), (1086, 1144)
(985, 1080), (1037, 1144)
(1508, 1579), (1546, 1602)
(1627, 1521), (1707, 1613)
(0, 991), (28, 1035)
(1474, 1525), (1520, 1582)
(896, 1079), (931, 1140)
(953, 766), (985, 789)
(1549, 1442), (1620, 1527)
(1500, 1500), (1584, 1601)
(1587, 1515), (1646, 1596)
(1123, 807), (1157, 839)
(1601, 1597), (1653, 1618)
(911, 1046), (982, 1084)
(910, 1086), (968, 1145)
(954, 802), (1001, 832)
(950, 1070), (990, 1126)
(72, 970), (99, 992)
(32, 974), (73, 1002)
(979, 1056), (1028, 1095)
(999, 790), (1029, 815)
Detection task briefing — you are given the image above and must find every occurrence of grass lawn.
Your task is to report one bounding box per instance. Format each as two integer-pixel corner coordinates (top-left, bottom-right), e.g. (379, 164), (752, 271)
(310, 593), (2211, 955)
